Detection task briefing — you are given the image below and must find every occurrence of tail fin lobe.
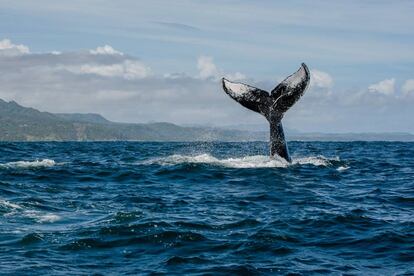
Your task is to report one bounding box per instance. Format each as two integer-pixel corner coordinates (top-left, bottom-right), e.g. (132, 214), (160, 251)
(222, 78), (271, 117)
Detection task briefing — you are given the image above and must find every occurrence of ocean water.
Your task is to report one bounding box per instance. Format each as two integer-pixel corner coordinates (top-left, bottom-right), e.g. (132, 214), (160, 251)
(0, 141), (413, 275)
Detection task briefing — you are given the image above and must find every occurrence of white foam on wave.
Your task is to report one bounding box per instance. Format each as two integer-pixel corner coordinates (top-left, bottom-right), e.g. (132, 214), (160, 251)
(144, 154), (338, 169)
(23, 211), (61, 223)
(1, 199), (60, 223)
(0, 199), (23, 209)
(0, 159), (56, 169)
(337, 165), (350, 171)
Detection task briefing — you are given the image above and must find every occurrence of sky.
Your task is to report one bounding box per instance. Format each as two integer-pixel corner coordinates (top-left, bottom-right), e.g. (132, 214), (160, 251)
(0, 0), (413, 133)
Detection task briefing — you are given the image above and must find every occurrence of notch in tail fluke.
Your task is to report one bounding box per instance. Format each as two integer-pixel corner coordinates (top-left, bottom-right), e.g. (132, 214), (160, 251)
(221, 63), (310, 162)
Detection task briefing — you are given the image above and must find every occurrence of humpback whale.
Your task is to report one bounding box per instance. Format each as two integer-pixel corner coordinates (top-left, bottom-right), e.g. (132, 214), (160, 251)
(221, 63), (310, 162)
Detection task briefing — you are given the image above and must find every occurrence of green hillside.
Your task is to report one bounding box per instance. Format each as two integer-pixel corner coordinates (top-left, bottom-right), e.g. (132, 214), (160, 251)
(0, 99), (266, 141)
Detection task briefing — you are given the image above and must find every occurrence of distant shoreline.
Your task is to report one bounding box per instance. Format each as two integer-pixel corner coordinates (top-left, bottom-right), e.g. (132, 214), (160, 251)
(1, 140), (413, 143)
(1, 99), (414, 142)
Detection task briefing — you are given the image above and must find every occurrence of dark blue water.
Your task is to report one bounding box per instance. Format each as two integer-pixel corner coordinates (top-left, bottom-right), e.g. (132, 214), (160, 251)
(0, 142), (413, 275)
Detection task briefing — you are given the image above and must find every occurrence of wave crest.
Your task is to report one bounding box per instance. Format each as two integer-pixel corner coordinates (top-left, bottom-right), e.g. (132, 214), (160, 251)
(0, 159), (56, 169)
(1, 200), (61, 223)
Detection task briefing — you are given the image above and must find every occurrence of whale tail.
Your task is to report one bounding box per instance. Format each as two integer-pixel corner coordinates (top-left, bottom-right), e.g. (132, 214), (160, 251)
(222, 63), (310, 161)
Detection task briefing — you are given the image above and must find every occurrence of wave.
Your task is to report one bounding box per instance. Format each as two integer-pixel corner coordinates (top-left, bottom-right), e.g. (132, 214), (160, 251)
(60, 231), (208, 251)
(0, 199), (23, 210)
(337, 165), (350, 171)
(22, 211), (61, 223)
(142, 154), (339, 168)
(0, 199), (60, 223)
(0, 159), (56, 169)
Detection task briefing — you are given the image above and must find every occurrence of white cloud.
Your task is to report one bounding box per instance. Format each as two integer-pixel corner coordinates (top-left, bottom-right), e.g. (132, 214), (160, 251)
(197, 55), (245, 81)
(197, 56), (218, 79)
(163, 72), (189, 79)
(0, 49), (253, 126)
(402, 79), (414, 96)
(90, 45), (123, 55)
(0, 40), (413, 133)
(368, 78), (395, 95)
(310, 69), (333, 89)
(66, 60), (150, 79)
(0, 39), (30, 56)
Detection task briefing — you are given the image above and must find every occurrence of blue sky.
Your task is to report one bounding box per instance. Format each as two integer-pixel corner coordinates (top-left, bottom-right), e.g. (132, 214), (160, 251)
(0, 1), (413, 132)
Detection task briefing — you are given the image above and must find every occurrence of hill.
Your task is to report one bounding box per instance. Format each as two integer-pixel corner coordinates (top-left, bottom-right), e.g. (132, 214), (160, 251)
(1, 99), (413, 142)
(0, 99), (266, 141)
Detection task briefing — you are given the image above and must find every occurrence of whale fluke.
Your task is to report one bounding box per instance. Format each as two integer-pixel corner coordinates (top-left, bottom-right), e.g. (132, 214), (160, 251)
(222, 63), (310, 162)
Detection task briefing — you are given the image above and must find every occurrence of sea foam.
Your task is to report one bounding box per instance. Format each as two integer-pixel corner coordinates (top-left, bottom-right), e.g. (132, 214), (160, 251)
(0, 199), (23, 210)
(0, 159), (56, 169)
(23, 211), (61, 223)
(1, 200), (61, 223)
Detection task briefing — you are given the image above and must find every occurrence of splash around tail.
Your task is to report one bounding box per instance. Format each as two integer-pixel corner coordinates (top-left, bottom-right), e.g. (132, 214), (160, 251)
(143, 153), (341, 169)
(222, 63), (310, 162)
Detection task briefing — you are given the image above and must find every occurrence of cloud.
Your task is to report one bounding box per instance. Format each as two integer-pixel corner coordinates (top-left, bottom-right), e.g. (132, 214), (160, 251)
(197, 55), (245, 81)
(154, 21), (200, 31)
(368, 78), (395, 95)
(90, 45), (123, 56)
(0, 39), (30, 56)
(402, 79), (414, 96)
(310, 69), (333, 89)
(0, 41), (243, 125)
(0, 38), (414, 133)
(66, 60), (151, 79)
(197, 56), (219, 79)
